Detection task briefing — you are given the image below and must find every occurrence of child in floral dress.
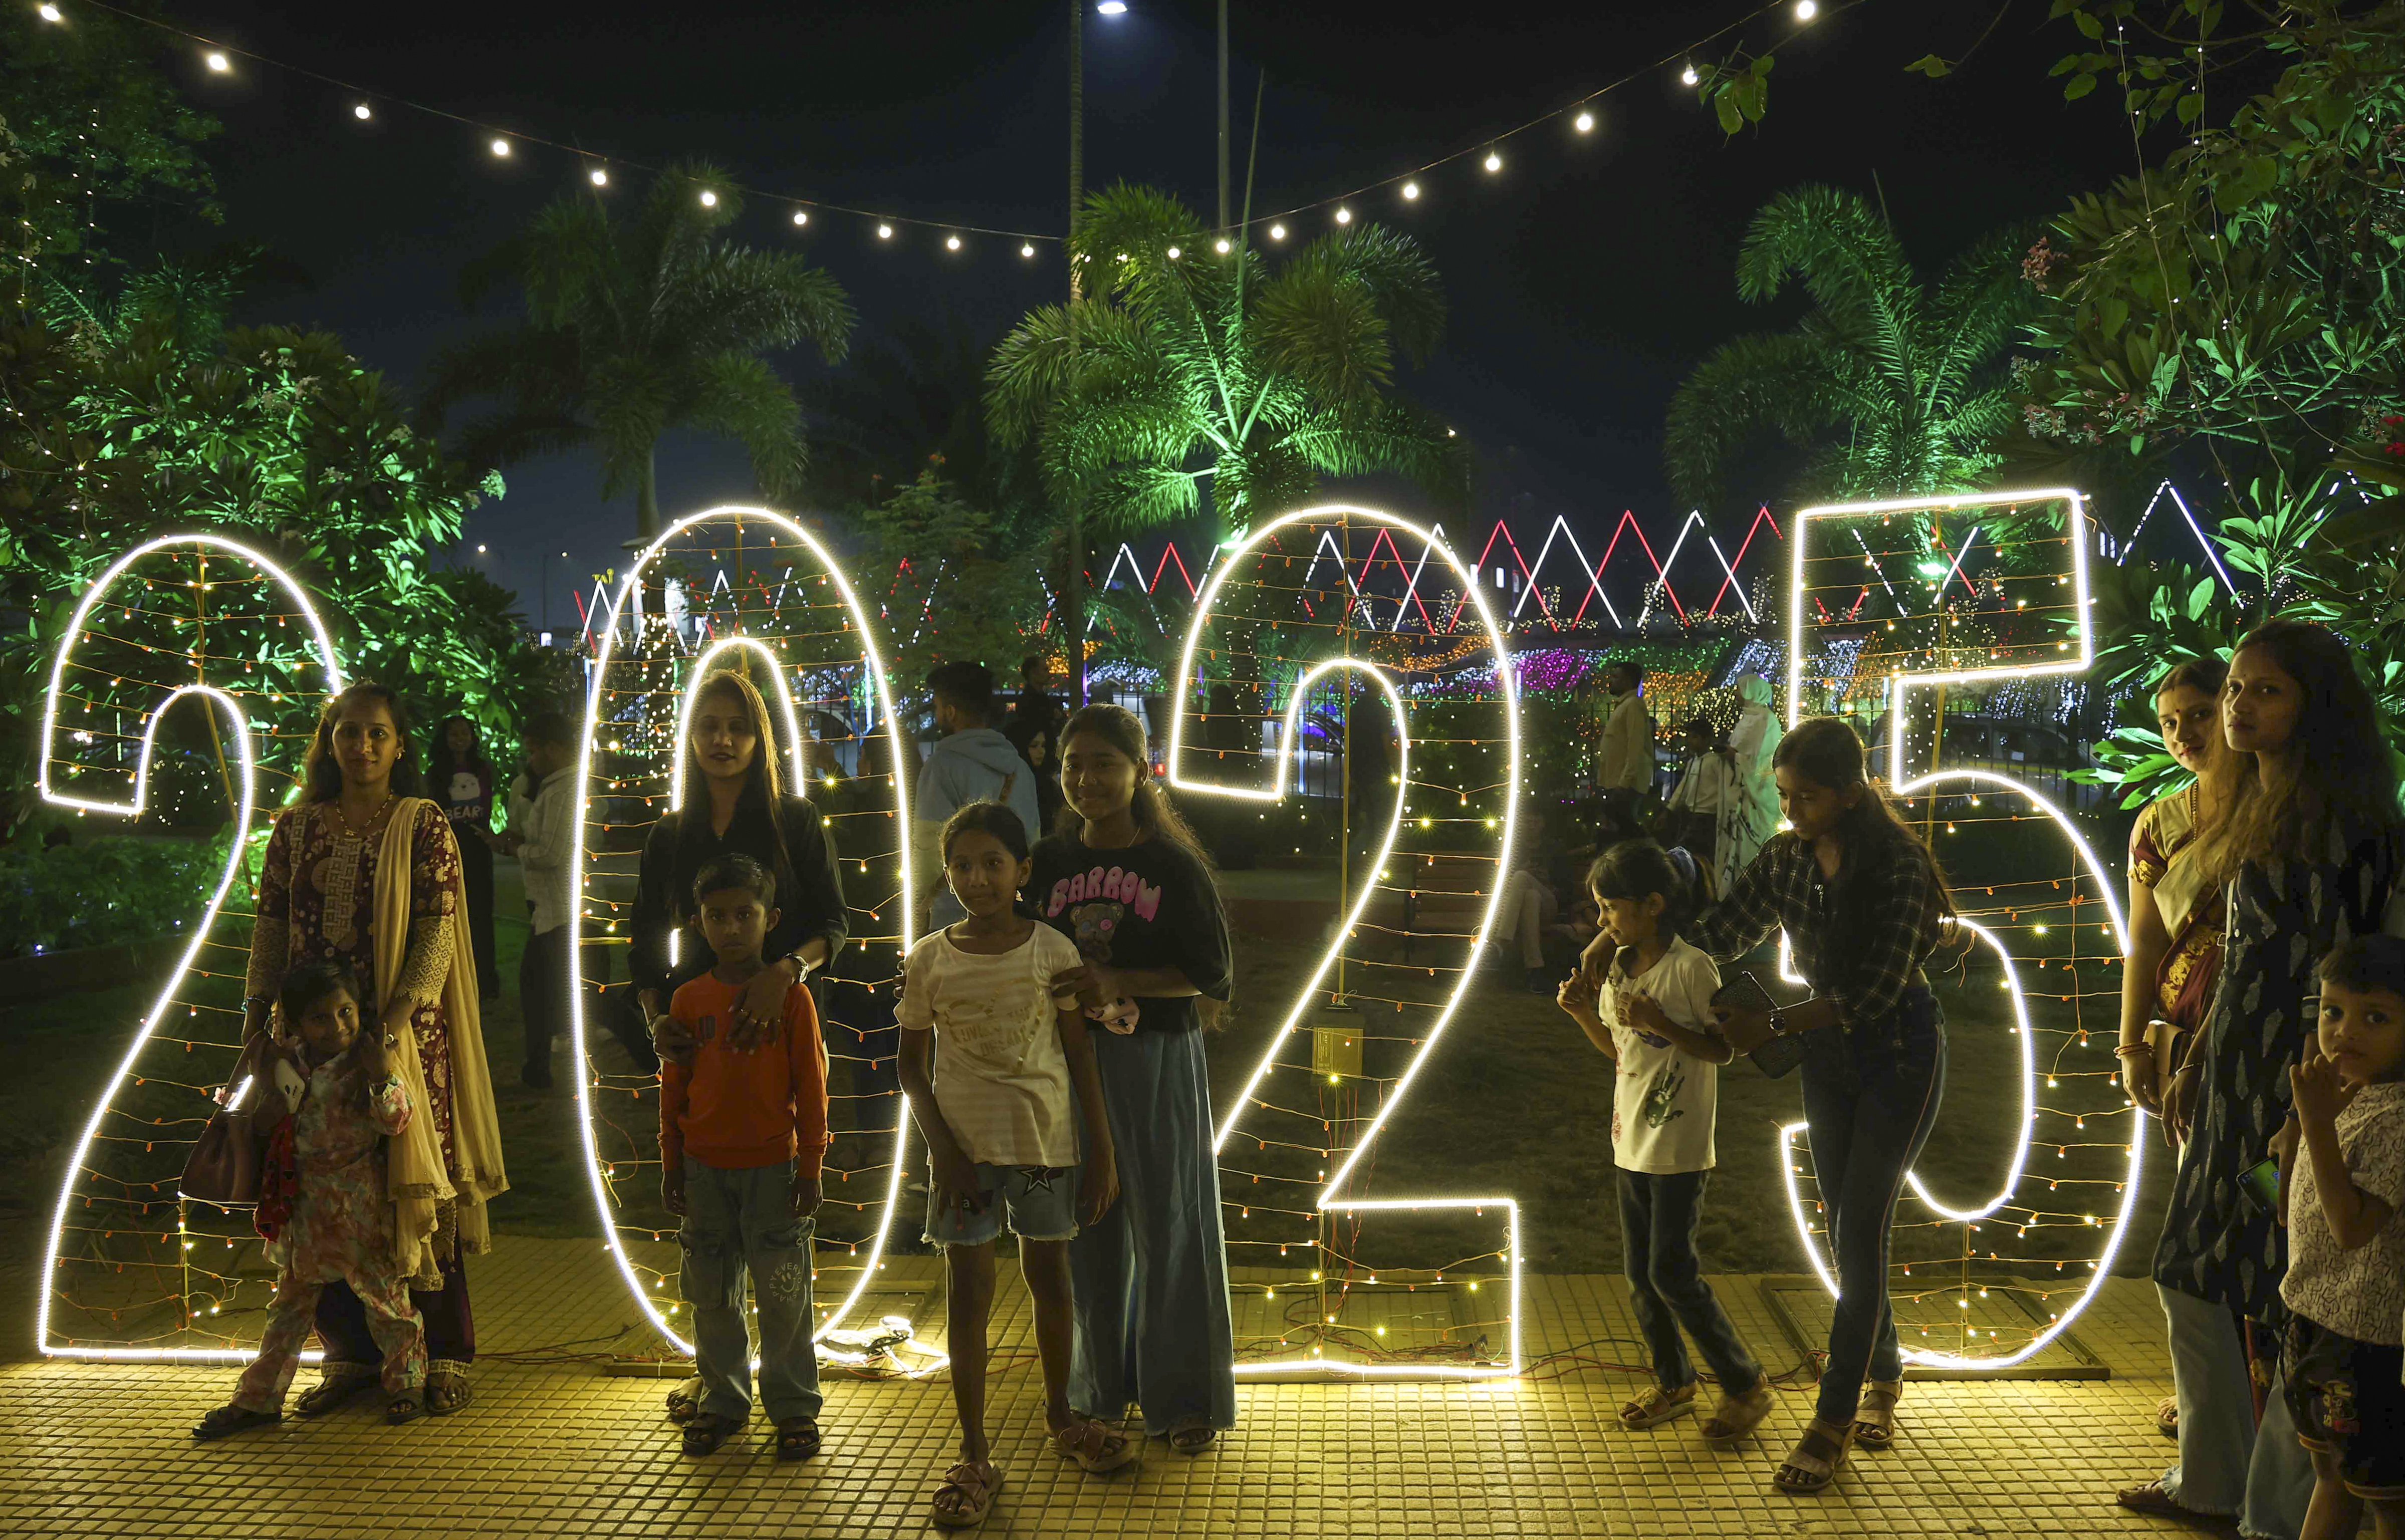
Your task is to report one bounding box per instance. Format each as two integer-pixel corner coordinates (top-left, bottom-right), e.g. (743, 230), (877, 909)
(194, 961), (426, 1438)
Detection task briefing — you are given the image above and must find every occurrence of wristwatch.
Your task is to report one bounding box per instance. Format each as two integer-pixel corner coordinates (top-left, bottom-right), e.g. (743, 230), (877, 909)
(1766, 1007), (1792, 1037)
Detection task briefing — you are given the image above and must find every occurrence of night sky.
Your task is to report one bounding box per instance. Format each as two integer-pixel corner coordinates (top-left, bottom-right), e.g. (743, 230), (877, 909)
(151, 0), (2134, 630)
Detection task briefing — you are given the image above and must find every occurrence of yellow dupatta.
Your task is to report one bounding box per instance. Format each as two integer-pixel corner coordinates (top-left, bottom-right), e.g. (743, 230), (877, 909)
(372, 799), (510, 1285)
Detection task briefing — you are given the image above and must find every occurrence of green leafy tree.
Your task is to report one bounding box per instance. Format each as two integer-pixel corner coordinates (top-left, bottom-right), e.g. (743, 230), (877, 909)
(1665, 185), (2038, 525)
(855, 472), (1045, 685)
(984, 183), (1468, 544)
(426, 163), (855, 541)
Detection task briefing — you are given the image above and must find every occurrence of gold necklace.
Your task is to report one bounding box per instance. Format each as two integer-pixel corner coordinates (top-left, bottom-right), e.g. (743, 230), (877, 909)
(334, 787), (395, 841)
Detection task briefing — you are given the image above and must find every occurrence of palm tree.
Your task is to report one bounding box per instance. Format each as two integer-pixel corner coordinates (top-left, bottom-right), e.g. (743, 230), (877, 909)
(984, 183), (1467, 545)
(424, 162), (854, 541)
(1665, 184), (2036, 520)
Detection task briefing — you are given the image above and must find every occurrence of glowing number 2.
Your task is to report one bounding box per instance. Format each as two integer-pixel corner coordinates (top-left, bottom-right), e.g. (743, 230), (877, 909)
(37, 535), (345, 1362)
(1783, 489), (2137, 1370)
(1166, 505), (1525, 1379)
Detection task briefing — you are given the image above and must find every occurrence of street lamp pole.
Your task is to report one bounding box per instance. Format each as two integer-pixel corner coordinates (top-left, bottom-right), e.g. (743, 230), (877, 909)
(1218, 0), (1230, 230)
(1066, 0), (1088, 709)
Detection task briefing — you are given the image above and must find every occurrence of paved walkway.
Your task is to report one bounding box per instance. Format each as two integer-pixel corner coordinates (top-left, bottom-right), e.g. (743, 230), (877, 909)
(3, 1236), (2207, 1538)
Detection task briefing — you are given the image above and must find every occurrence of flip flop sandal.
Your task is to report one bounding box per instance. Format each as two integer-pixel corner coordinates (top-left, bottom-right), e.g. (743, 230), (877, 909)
(425, 1374), (471, 1416)
(1773, 1417), (1856, 1493)
(1168, 1426), (1217, 1455)
(1851, 1379), (1901, 1450)
(192, 1405), (282, 1442)
(665, 1376), (703, 1424)
(1618, 1385), (1699, 1430)
(1701, 1376), (1776, 1442)
(293, 1377), (373, 1418)
(931, 1459), (1003, 1527)
(1053, 1417), (1140, 1473)
(2115, 1478), (2216, 1519)
(776, 1417), (822, 1462)
(2154, 1395), (2179, 1439)
(386, 1392), (425, 1426)
(682, 1412), (740, 1458)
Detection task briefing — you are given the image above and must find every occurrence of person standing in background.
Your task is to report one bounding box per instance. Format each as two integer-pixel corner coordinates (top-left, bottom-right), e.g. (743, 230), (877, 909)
(1012, 653), (1065, 744)
(1600, 661), (1655, 796)
(429, 717), (502, 1001)
(1718, 675), (1784, 895)
(914, 662), (1042, 934)
(486, 712), (580, 1090)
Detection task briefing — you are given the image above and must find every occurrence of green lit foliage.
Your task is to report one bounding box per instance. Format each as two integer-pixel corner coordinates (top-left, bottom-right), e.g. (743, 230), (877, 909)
(1664, 186), (2039, 535)
(855, 471), (1046, 684)
(426, 163), (855, 541)
(985, 184), (1469, 545)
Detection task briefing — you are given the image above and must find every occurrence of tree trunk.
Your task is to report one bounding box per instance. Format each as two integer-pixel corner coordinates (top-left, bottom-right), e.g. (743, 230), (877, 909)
(636, 443), (660, 542)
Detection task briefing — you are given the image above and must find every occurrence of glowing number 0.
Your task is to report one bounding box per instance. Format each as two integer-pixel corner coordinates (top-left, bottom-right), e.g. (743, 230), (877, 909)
(1166, 506), (1525, 1379)
(1783, 489), (2137, 1370)
(37, 535), (345, 1361)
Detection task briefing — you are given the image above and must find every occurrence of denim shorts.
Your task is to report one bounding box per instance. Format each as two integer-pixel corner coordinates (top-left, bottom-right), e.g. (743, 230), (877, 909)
(922, 1162), (1080, 1248)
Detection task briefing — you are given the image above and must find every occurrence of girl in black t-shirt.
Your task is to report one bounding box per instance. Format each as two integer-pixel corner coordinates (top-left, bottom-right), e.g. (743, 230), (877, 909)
(1028, 704), (1235, 1453)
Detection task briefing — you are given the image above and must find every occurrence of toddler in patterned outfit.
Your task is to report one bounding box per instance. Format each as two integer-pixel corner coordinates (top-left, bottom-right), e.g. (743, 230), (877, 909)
(193, 961), (424, 1439)
(2279, 935), (2405, 1540)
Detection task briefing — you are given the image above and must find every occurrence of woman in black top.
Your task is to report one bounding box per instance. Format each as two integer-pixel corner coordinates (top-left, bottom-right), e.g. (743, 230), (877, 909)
(1593, 716), (1957, 1493)
(633, 668), (850, 1053)
(429, 716), (503, 1000)
(1029, 703), (1236, 1454)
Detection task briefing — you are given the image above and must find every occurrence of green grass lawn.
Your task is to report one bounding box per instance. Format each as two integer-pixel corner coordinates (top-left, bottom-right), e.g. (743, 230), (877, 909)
(1, 847), (2171, 1318)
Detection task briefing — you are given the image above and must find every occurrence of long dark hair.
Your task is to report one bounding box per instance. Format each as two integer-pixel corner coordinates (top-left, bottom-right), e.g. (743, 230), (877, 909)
(669, 668), (799, 924)
(425, 714), (492, 792)
(1773, 715), (1960, 977)
(298, 682), (424, 804)
(2195, 617), (2402, 882)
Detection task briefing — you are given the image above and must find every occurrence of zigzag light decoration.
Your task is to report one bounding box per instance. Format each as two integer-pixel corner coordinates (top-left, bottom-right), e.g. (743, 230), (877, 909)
(1166, 505), (1523, 1378)
(37, 534), (344, 1361)
(1783, 489), (2138, 1369)
(570, 506), (922, 1362)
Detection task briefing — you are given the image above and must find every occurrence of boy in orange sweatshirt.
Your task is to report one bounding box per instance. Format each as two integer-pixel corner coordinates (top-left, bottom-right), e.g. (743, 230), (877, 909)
(659, 853), (831, 1460)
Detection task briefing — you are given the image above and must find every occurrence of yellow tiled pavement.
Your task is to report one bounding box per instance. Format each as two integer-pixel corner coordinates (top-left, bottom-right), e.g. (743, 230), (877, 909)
(2, 1236), (2208, 1538)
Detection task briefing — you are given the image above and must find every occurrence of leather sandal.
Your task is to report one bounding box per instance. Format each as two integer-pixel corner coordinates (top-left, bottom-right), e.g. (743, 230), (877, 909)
(2154, 1395), (2178, 1439)
(931, 1459), (1003, 1527)
(293, 1376), (373, 1418)
(776, 1417), (821, 1461)
(1619, 1382), (1699, 1430)
(682, 1411), (740, 1457)
(191, 1404), (281, 1441)
(1701, 1375), (1776, 1442)
(1773, 1417), (1856, 1493)
(1052, 1416), (1139, 1472)
(2115, 1477), (2217, 1520)
(1852, 1379), (1900, 1450)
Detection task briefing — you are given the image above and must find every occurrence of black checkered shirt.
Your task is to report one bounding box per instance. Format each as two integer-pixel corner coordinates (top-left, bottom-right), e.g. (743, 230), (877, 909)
(1689, 833), (1943, 1035)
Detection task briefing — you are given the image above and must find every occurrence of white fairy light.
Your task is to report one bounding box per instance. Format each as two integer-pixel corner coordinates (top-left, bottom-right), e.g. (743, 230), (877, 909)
(1268, 222), (1287, 240)
(1681, 64), (1700, 86)
(352, 103), (371, 120)
(1173, 505), (1525, 1380)
(204, 51), (228, 71)
(1332, 208), (1351, 225)
(791, 209), (808, 225)
(1165, 243), (1180, 258)
(1214, 236), (1232, 252)
(698, 190), (717, 207)
(37, 536), (344, 1362)
(1401, 182), (1419, 200)
(876, 223), (893, 239)
(590, 167), (608, 187)
(39, 4), (63, 21)
(1021, 242), (1036, 257)
(945, 234), (961, 251)
(1483, 150), (1503, 172)
(490, 138), (511, 157)
(1573, 111), (1594, 133)
(1796, 0), (1818, 18)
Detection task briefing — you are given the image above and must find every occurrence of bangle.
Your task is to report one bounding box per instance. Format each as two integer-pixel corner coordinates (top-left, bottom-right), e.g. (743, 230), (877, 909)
(2113, 1044), (2152, 1059)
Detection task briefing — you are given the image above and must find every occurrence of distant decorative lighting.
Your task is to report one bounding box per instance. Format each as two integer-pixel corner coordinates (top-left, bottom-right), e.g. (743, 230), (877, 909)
(476, 544), (488, 554)
(590, 167), (608, 186)
(945, 234), (961, 251)
(1268, 223), (1286, 240)
(1214, 237), (1232, 253)
(352, 103), (372, 120)
(204, 51), (228, 72)
(1400, 182), (1419, 200)
(1795, 0), (1817, 16)
(876, 223), (893, 239)
(38, 3), (63, 21)
(1483, 150), (1502, 172)
(1096, 0), (1127, 12)
(1165, 244), (1181, 258)
(1020, 242), (1036, 257)
(698, 190), (717, 207)
(491, 138), (511, 157)
(1332, 208), (1351, 225)
(1681, 63), (1700, 86)
(792, 209), (808, 225)
(1573, 111), (1594, 133)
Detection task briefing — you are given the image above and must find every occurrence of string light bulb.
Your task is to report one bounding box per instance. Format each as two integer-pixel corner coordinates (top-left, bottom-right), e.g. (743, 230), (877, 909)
(204, 51), (229, 72)
(945, 234), (961, 251)
(352, 102), (371, 120)
(1332, 208), (1351, 225)
(38, 3), (62, 21)
(1681, 63), (1700, 86)
(698, 190), (717, 207)
(589, 167), (608, 186)
(876, 223), (893, 239)
(1401, 181), (1419, 200)
(790, 209), (807, 225)
(1165, 243), (1181, 258)
(490, 137), (511, 157)
(1483, 150), (1503, 172)
(1795, 0), (1817, 16)
(1268, 223), (1287, 240)
(1214, 236), (1232, 253)
(1573, 111), (1594, 133)
(1020, 242), (1036, 257)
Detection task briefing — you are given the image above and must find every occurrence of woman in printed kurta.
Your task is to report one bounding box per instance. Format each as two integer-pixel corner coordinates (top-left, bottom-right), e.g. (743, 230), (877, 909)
(196, 964), (425, 1438)
(244, 682), (497, 1417)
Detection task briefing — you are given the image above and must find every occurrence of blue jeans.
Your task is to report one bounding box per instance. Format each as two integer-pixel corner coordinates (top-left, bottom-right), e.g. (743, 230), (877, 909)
(679, 1156), (823, 1425)
(1798, 990), (1946, 1426)
(1616, 1168), (1762, 1394)
(2157, 1284), (2314, 1538)
(1069, 1028), (1238, 1436)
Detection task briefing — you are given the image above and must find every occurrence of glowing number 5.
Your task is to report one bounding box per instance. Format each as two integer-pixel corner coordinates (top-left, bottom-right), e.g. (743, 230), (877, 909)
(1165, 505), (1524, 1379)
(1784, 489), (2136, 1371)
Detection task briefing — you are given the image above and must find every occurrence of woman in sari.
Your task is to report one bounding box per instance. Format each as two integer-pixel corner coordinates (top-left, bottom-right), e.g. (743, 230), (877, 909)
(1714, 674), (1783, 897)
(243, 682), (510, 1417)
(2115, 656), (2245, 1444)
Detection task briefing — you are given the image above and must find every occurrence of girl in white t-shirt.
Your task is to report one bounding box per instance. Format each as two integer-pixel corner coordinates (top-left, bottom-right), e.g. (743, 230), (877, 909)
(897, 803), (1133, 1528)
(1556, 839), (1773, 1443)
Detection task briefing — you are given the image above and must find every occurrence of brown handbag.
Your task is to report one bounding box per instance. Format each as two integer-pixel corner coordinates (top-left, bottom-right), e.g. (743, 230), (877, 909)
(179, 1040), (274, 1208)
